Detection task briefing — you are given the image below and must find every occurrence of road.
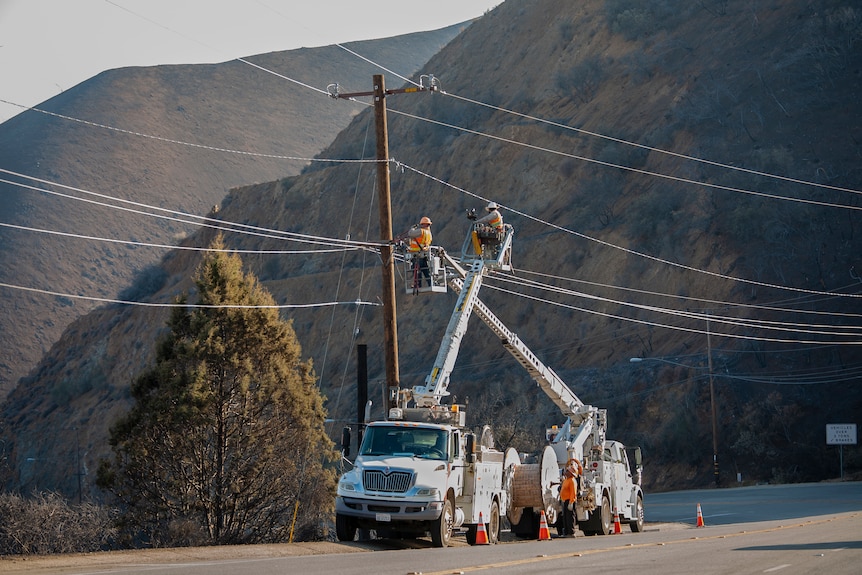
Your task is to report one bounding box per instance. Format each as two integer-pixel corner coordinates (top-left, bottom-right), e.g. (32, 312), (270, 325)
(2, 482), (861, 575)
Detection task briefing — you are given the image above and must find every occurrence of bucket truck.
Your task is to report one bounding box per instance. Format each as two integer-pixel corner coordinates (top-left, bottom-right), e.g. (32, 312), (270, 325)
(335, 221), (643, 546)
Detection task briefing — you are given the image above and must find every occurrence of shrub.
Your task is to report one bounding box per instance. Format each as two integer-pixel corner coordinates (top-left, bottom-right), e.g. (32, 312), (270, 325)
(0, 492), (117, 555)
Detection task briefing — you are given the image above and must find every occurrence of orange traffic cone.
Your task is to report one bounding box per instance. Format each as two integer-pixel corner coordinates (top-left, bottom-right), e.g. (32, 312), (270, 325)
(475, 512), (489, 545)
(538, 510), (551, 541)
(696, 503), (705, 527)
(613, 507), (622, 534)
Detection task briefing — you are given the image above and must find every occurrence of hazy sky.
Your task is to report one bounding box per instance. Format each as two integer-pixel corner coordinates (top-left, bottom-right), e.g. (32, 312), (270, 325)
(0, 0), (500, 123)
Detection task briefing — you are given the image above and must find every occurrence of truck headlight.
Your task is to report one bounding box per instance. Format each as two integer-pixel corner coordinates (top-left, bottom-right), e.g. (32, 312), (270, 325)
(338, 480), (357, 492)
(416, 488), (440, 498)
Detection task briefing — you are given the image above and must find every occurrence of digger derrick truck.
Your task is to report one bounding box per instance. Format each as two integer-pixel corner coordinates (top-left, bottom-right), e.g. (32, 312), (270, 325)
(335, 221), (643, 545)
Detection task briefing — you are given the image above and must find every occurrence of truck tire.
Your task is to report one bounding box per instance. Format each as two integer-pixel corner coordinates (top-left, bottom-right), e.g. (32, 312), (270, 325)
(630, 494), (645, 533)
(598, 494), (612, 535)
(335, 513), (357, 542)
(582, 494), (612, 536)
(466, 501), (501, 545)
(430, 497), (454, 548)
(487, 499), (501, 544)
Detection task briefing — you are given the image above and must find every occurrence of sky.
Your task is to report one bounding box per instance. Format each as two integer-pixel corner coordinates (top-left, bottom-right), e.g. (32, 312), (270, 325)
(0, 0), (501, 123)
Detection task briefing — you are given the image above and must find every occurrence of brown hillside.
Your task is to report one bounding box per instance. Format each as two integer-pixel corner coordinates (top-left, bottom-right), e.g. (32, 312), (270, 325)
(0, 24), (468, 398)
(2, 0), (861, 498)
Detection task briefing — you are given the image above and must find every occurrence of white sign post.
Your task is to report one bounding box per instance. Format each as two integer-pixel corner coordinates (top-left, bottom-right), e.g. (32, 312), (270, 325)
(826, 424), (857, 479)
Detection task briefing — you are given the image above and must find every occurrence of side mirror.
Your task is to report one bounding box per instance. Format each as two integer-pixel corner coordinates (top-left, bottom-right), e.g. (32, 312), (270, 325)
(341, 426), (351, 458)
(465, 433), (475, 463)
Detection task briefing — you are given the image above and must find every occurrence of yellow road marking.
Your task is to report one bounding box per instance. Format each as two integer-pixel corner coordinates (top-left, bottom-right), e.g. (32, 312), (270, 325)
(419, 514), (858, 575)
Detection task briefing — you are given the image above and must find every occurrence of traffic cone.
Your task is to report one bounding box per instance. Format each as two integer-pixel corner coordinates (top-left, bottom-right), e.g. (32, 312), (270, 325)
(696, 503), (705, 527)
(538, 510), (551, 541)
(475, 512), (489, 545)
(613, 507), (622, 534)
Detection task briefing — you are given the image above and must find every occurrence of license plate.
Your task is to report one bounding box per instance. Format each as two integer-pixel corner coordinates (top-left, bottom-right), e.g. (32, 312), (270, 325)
(376, 513), (392, 522)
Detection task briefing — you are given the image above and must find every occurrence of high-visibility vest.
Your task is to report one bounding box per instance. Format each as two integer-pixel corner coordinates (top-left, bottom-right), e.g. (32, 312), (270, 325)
(485, 211), (502, 230)
(560, 476), (576, 503)
(409, 228), (432, 252)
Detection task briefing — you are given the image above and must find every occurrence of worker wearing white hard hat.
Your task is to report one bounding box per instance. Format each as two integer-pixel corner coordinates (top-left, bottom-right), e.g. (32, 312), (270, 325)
(475, 202), (503, 230)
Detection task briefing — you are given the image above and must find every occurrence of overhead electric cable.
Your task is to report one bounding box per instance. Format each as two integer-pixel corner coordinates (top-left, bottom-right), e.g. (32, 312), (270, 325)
(0, 281), (380, 309)
(394, 161), (862, 300)
(387, 107), (862, 210)
(513, 267), (862, 320)
(0, 170), (386, 250)
(488, 273), (862, 338)
(440, 90), (862, 197)
(0, 222), (359, 254)
(482, 283), (862, 346)
(0, 99), (375, 163)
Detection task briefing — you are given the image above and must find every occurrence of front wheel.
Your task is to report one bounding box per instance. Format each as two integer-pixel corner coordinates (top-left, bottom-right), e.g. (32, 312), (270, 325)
(630, 494), (645, 533)
(431, 498), (454, 547)
(335, 513), (357, 542)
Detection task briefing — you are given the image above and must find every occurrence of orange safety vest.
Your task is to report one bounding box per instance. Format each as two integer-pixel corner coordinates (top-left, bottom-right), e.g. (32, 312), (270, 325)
(560, 475), (576, 503)
(485, 210), (502, 230)
(409, 228), (432, 252)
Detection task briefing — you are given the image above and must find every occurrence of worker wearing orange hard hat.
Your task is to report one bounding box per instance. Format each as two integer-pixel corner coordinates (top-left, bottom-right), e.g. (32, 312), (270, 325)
(408, 216), (433, 289)
(559, 463), (579, 537)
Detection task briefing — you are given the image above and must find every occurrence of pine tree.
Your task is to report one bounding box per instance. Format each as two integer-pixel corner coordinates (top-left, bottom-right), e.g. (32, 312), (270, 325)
(98, 235), (337, 545)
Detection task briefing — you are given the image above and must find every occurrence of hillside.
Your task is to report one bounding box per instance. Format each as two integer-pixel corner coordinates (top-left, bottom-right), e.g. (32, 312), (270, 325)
(0, 24), (468, 398)
(2, 0), (861, 499)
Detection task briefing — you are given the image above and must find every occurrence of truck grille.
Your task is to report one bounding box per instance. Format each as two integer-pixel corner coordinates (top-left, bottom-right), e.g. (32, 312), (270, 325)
(363, 469), (413, 493)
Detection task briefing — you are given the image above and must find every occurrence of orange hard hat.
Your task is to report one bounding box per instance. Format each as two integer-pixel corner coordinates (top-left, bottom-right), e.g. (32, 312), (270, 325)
(420, 216), (432, 225)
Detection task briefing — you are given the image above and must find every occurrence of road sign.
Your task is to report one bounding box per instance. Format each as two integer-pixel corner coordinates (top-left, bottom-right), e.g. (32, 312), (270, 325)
(826, 424), (857, 445)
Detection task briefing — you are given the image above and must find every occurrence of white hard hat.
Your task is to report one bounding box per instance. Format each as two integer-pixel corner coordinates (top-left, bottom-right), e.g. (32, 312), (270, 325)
(486, 201), (499, 211)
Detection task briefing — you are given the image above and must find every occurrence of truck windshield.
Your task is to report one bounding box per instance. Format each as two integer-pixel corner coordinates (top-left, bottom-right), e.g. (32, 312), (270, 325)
(360, 427), (449, 460)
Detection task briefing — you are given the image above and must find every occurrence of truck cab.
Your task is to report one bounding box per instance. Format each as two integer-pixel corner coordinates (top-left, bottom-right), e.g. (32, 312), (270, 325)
(336, 420), (467, 546)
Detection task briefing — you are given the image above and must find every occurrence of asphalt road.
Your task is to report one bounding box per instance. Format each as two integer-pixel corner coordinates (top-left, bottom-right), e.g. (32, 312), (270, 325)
(645, 481), (862, 526)
(2, 482), (861, 575)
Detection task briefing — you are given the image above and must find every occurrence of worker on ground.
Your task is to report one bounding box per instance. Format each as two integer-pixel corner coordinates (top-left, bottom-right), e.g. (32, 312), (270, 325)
(408, 216), (433, 289)
(559, 464), (578, 537)
(468, 201), (504, 258)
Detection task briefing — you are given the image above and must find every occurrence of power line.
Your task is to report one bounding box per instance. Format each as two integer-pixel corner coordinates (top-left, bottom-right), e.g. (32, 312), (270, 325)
(0, 170), (385, 250)
(514, 267), (862, 320)
(396, 160), (862, 301)
(387, 105), (862, 211)
(0, 281), (381, 309)
(482, 283), (862, 346)
(0, 222), (360, 255)
(487, 273), (862, 339)
(441, 90), (862, 198)
(0, 98), (375, 163)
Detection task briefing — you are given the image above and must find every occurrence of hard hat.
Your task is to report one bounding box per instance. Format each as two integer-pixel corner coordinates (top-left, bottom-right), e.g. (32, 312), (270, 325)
(420, 216), (432, 225)
(486, 201), (499, 211)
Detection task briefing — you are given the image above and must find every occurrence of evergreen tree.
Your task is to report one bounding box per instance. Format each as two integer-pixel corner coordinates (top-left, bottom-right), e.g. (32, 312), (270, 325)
(98, 236), (337, 546)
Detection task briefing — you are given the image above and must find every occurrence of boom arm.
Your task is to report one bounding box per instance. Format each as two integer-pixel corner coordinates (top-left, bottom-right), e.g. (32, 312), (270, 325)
(410, 259), (486, 407)
(447, 273), (584, 419)
(441, 250), (606, 463)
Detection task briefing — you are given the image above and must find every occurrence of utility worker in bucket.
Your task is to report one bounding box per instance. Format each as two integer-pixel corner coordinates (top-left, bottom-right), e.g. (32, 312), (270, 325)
(559, 464), (578, 537)
(475, 201), (503, 231)
(408, 216), (433, 288)
(468, 201), (503, 258)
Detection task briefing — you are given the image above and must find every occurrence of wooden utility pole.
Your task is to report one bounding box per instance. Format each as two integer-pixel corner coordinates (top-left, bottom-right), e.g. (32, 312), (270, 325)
(334, 74), (438, 412)
(371, 74), (401, 410)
